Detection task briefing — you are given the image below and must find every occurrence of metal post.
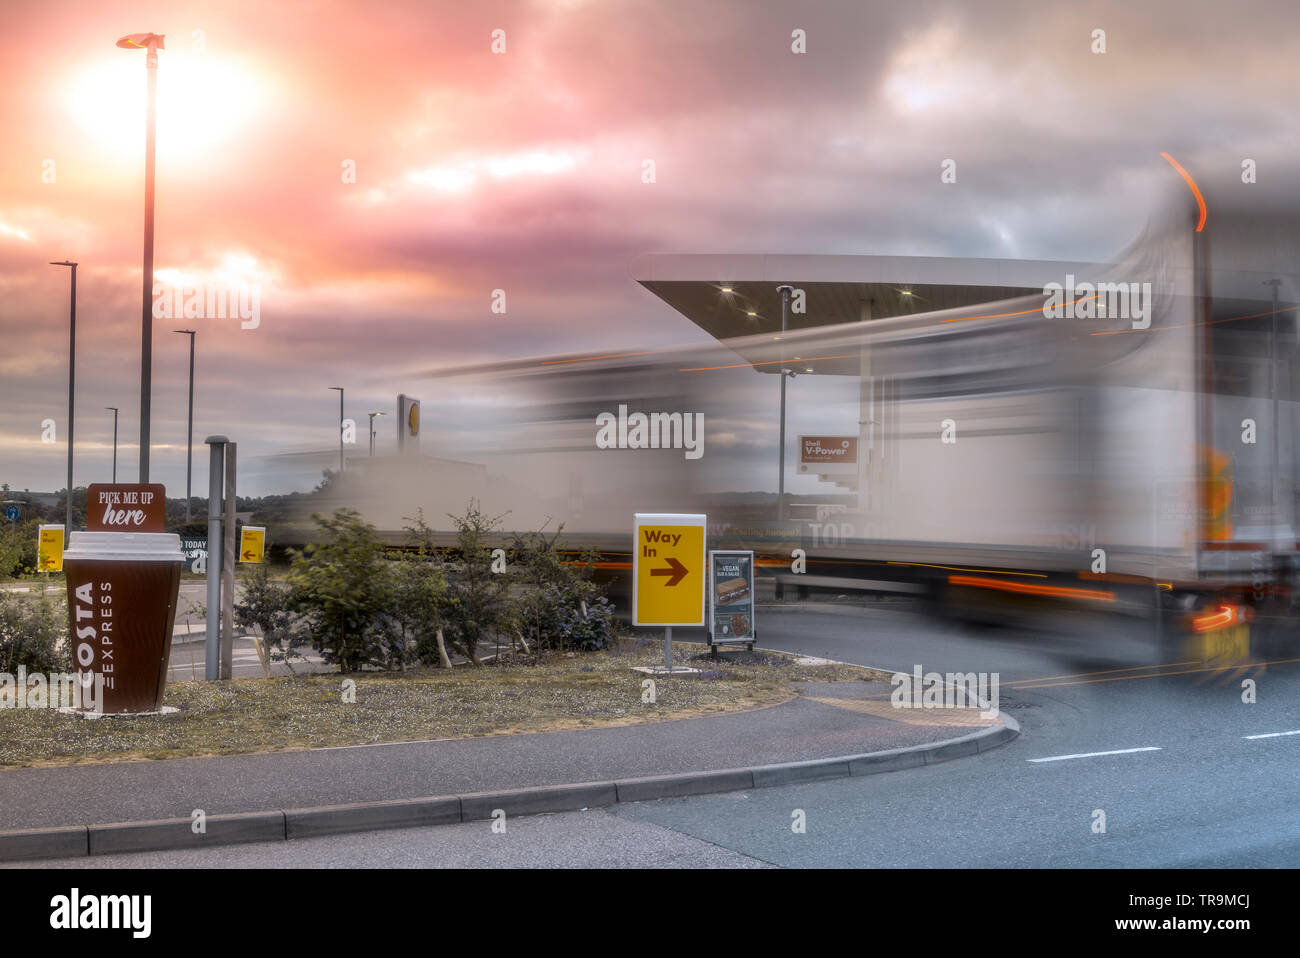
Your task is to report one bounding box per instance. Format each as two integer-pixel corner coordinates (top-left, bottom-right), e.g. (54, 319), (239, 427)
(779, 371), (788, 519)
(175, 330), (196, 523)
(139, 47), (158, 484)
(1266, 279), (1281, 546)
(776, 285), (793, 522)
(664, 626), (672, 671)
(66, 264), (76, 535)
(858, 299), (873, 515)
(330, 386), (344, 472)
(105, 407), (118, 483)
(203, 436), (227, 681)
(222, 442), (236, 680)
(50, 262), (77, 536)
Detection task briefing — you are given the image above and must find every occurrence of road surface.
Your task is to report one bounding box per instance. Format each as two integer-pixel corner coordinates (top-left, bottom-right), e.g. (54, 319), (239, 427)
(18, 600), (1299, 867)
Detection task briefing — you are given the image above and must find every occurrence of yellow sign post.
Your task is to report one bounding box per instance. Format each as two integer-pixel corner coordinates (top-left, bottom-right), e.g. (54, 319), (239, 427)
(633, 513), (706, 671)
(238, 526), (266, 563)
(38, 525), (64, 573)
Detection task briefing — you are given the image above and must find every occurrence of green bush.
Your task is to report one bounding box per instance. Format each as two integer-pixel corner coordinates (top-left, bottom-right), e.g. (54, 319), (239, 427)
(509, 528), (620, 653)
(234, 562), (310, 670)
(439, 501), (513, 666)
(267, 503), (620, 672)
(287, 509), (403, 672)
(0, 519), (42, 579)
(394, 512), (452, 668)
(0, 590), (71, 674)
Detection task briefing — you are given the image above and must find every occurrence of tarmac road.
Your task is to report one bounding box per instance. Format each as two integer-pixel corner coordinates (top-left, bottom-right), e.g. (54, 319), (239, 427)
(20, 599), (1299, 867)
(609, 603), (1300, 868)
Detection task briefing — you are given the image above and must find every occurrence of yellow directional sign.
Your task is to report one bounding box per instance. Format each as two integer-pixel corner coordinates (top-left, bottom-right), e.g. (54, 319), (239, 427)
(38, 525), (64, 573)
(633, 513), (706, 626)
(239, 526), (266, 563)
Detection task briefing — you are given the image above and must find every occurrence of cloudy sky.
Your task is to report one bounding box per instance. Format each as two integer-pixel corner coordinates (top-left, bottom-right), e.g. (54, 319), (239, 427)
(2, 0), (1298, 495)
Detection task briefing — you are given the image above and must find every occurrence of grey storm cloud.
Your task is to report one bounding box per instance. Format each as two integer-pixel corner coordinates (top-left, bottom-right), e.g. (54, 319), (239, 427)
(3, 0), (1300, 493)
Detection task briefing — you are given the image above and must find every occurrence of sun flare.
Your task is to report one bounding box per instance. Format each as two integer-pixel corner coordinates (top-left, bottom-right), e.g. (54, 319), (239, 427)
(64, 51), (265, 165)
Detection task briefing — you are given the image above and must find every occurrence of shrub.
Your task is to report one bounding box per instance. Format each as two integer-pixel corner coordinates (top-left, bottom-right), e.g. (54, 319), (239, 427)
(439, 501), (513, 665)
(0, 519), (42, 579)
(395, 511), (453, 668)
(234, 562), (310, 670)
(551, 589), (618, 652)
(286, 509), (403, 672)
(0, 590), (71, 674)
(509, 527), (620, 653)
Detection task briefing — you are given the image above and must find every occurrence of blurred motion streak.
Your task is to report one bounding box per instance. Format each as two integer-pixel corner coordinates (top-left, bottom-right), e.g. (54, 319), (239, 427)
(303, 186), (1297, 666)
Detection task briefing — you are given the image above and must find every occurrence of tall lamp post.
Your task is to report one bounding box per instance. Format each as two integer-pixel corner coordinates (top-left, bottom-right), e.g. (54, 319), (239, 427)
(50, 261), (77, 536)
(174, 330), (196, 522)
(117, 32), (164, 484)
(1265, 278), (1282, 545)
(105, 407), (119, 482)
(329, 386), (345, 472)
(775, 284), (794, 521)
(368, 411), (385, 456)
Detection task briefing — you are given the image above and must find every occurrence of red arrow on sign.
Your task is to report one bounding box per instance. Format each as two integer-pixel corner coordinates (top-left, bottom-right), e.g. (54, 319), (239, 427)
(651, 557), (688, 586)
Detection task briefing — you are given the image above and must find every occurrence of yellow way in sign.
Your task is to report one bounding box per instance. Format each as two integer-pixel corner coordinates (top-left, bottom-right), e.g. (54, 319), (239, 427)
(634, 520), (705, 626)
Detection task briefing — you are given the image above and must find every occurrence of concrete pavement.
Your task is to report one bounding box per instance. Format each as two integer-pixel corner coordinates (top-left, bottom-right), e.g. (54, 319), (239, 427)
(0, 667), (1017, 861)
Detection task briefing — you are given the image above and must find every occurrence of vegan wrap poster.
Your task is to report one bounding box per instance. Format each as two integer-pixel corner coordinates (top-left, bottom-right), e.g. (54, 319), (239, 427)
(709, 550), (755, 643)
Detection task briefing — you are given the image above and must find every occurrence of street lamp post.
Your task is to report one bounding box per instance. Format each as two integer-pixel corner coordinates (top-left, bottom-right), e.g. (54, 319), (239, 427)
(1265, 278), (1282, 545)
(174, 330), (196, 522)
(329, 387), (345, 472)
(50, 261), (77, 536)
(203, 436), (228, 682)
(105, 407), (119, 482)
(776, 285), (794, 521)
(368, 412), (385, 456)
(117, 32), (165, 484)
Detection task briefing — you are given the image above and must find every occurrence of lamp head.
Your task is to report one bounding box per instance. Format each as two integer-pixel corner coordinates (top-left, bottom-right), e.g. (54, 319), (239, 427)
(117, 33), (165, 50)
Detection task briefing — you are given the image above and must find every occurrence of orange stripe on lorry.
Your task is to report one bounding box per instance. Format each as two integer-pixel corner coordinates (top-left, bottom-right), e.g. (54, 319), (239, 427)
(949, 574), (1115, 602)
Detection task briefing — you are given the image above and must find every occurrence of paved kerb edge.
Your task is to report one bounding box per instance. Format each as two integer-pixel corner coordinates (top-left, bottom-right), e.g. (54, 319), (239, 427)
(0, 710), (1019, 863)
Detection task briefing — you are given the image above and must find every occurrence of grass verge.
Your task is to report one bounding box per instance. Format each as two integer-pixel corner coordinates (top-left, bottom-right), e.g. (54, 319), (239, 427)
(0, 641), (887, 768)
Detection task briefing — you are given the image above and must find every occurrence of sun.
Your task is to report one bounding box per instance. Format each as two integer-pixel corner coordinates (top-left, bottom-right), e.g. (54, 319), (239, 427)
(64, 49), (265, 166)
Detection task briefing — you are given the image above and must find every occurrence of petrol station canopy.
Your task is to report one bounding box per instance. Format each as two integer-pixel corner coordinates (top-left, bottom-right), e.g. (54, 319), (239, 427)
(631, 252), (1111, 374)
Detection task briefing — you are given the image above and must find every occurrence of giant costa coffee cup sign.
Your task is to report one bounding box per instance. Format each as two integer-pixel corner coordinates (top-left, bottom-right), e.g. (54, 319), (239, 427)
(86, 483), (167, 532)
(63, 531), (183, 714)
